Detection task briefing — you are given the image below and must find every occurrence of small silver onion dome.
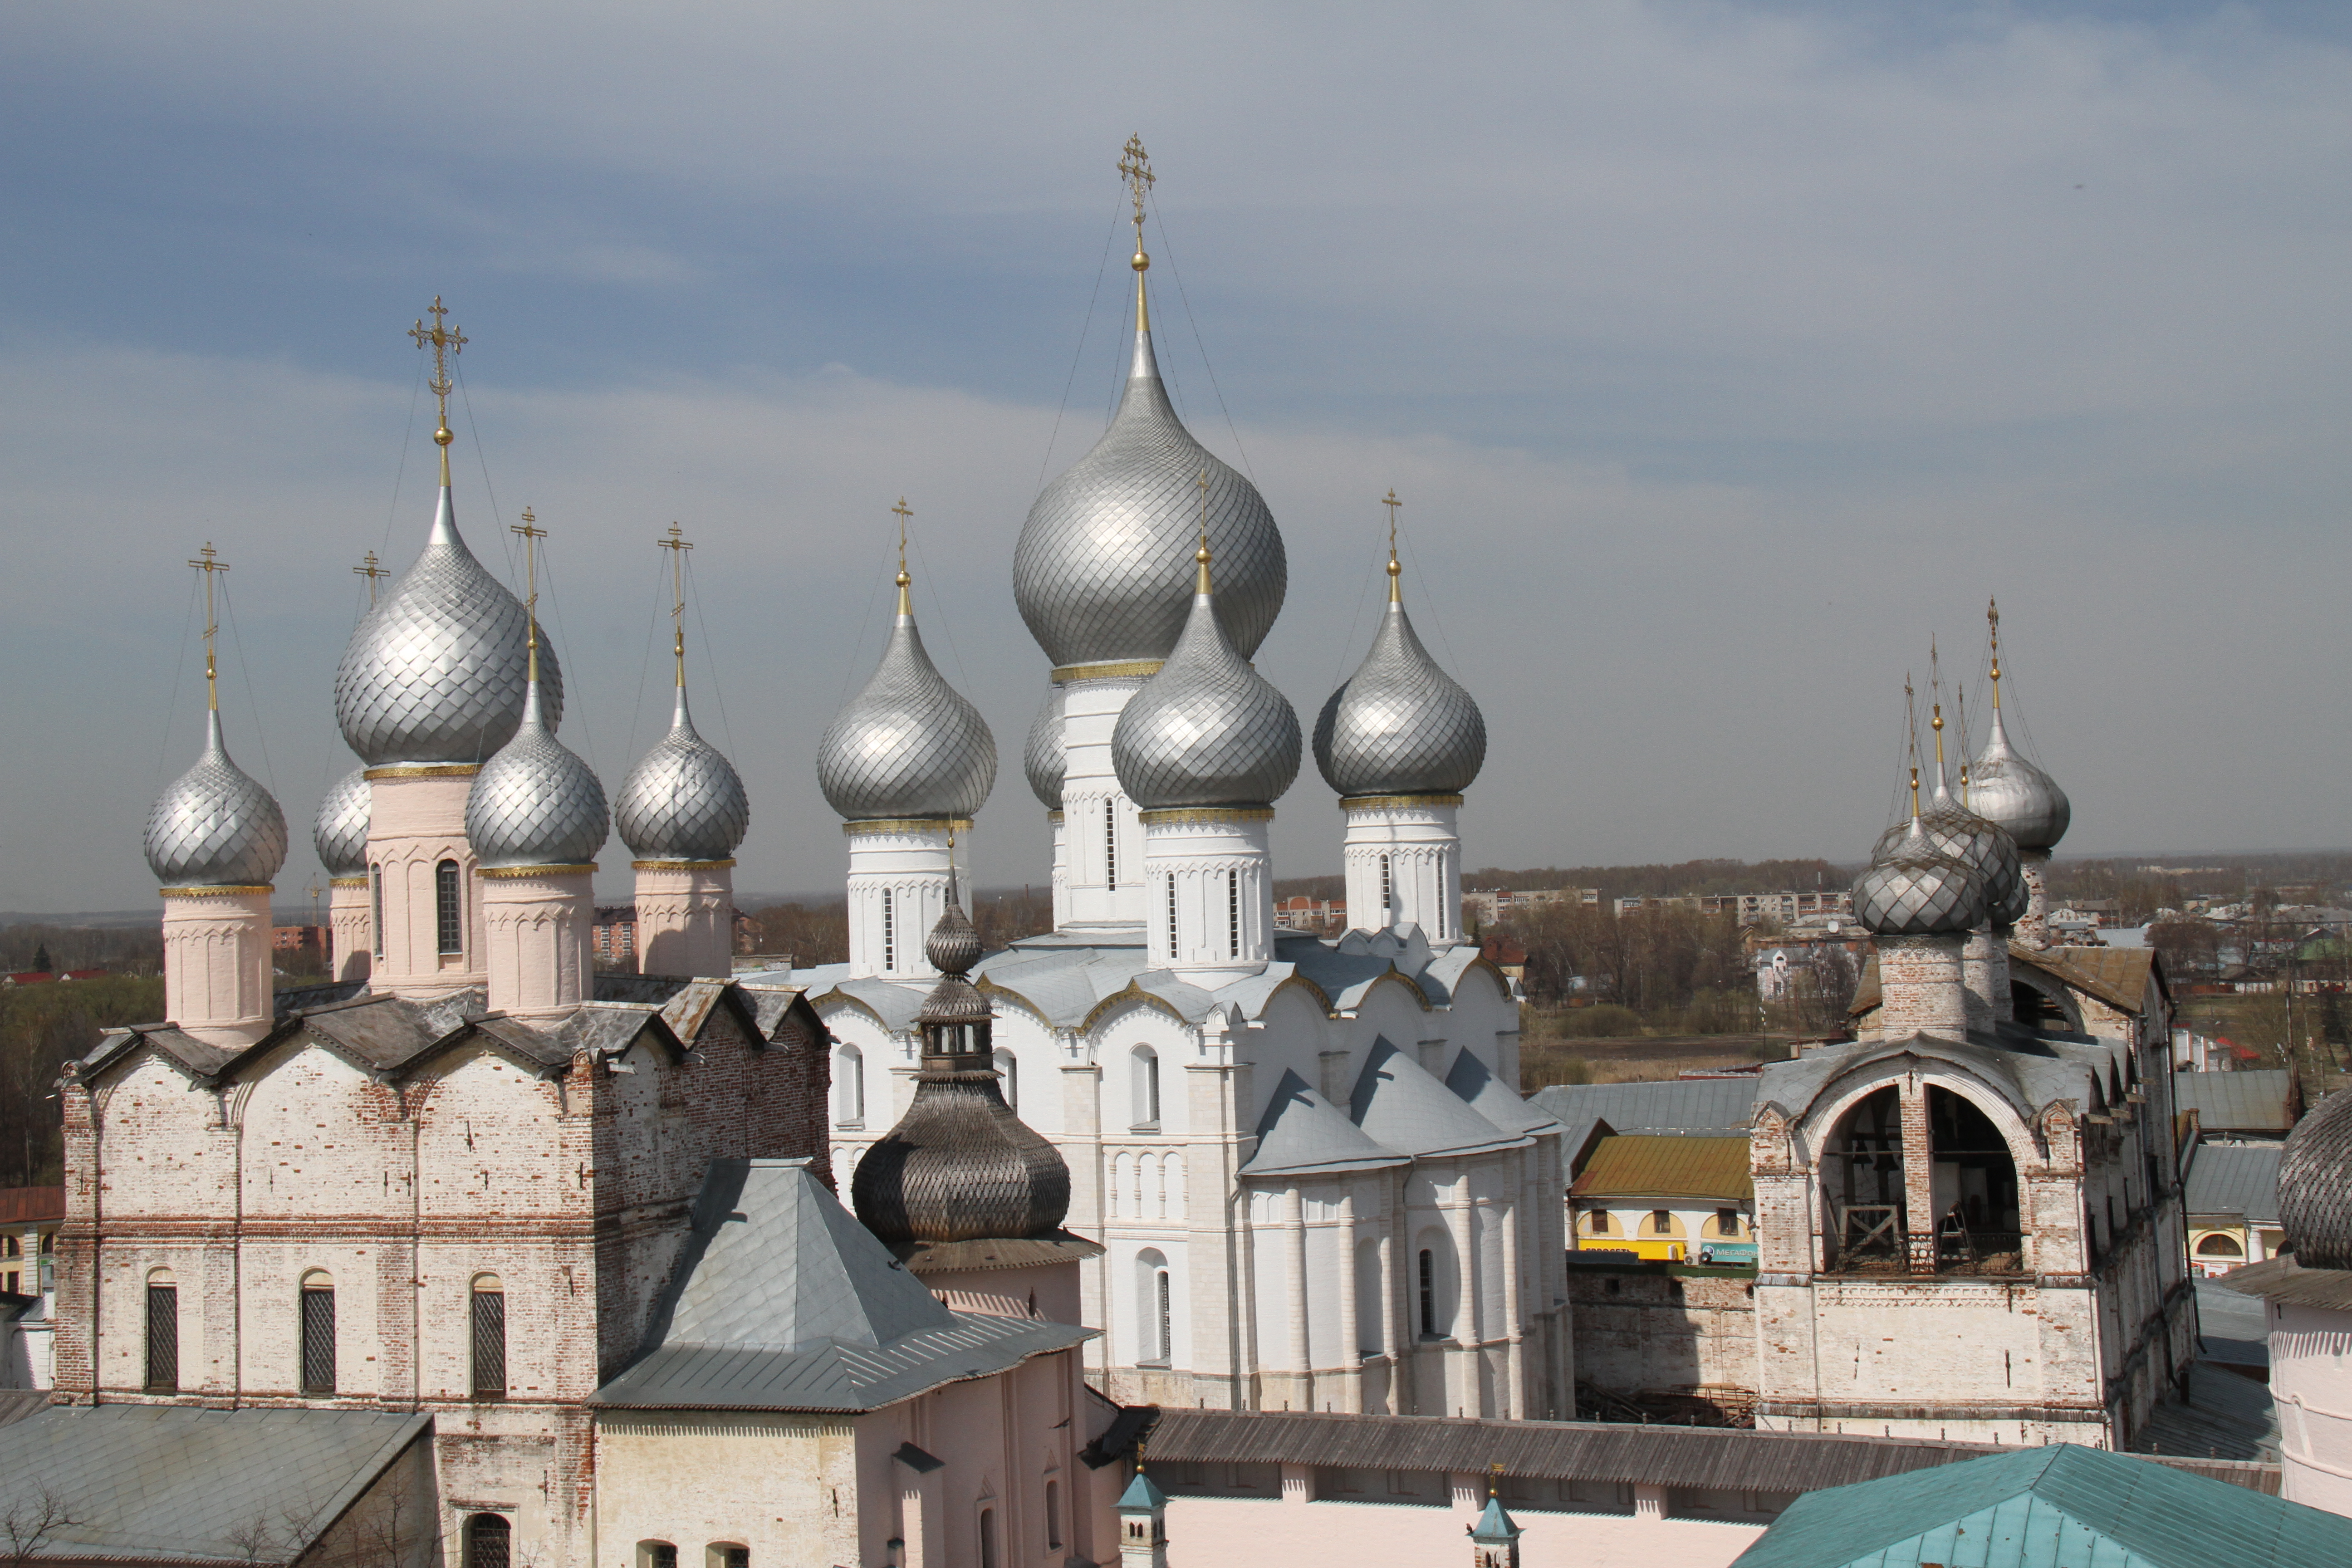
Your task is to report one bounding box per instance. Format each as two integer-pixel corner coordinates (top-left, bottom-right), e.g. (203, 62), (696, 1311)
(852, 898), (1071, 1246)
(1023, 685), (1066, 810)
(817, 589), (995, 821)
(1013, 316), (1286, 668)
(2278, 1083), (2352, 1269)
(145, 710), (289, 887)
(313, 767), (372, 879)
(1969, 701), (2070, 853)
(615, 686), (750, 862)
(464, 680), (608, 867)
(1314, 568), (1486, 798)
(1112, 553), (1301, 809)
(333, 486), (563, 766)
(1873, 764), (2028, 928)
(1852, 816), (1985, 936)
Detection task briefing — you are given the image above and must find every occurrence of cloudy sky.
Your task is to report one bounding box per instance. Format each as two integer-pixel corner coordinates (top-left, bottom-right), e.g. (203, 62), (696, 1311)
(7, 1), (2350, 913)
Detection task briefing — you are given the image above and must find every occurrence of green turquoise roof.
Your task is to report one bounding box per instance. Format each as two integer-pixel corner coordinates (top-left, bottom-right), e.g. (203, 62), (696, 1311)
(1118, 1467), (1168, 1511)
(1470, 1493), (1522, 1544)
(1730, 1444), (2352, 1568)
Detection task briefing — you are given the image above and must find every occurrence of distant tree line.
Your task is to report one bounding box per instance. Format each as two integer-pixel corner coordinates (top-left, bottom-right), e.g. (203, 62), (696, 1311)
(0, 968), (164, 1187)
(740, 887), (1053, 972)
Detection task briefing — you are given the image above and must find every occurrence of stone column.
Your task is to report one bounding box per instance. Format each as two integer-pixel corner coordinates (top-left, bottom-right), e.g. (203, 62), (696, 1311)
(1877, 933), (1968, 1041)
(2016, 850), (2051, 950)
(480, 865), (594, 1021)
(1048, 810), (1070, 930)
(1499, 1174), (1525, 1418)
(1447, 1174), (1478, 1416)
(1336, 1189), (1362, 1412)
(1284, 1185), (1311, 1407)
(365, 768), (484, 1000)
(1960, 929), (1999, 1034)
(1990, 924), (2015, 1023)
(632, 858), (735, 977)
(1900, 1076), (1938, 1274)
(160, 886), (275, 1049)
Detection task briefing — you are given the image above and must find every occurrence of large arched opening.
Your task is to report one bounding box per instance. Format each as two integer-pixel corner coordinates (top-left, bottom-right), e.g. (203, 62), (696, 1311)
(1819, 1078), (2028, 1276)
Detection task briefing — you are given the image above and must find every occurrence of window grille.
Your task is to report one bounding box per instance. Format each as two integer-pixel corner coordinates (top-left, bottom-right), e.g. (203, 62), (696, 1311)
(1104, 805), (1117, 891)
(1417, 1250), (1436, 1338)
(640, 1547), (676, 1568)
(144, 1284), (178, 1391)
(435, 860), (462, 954)
(1166, 875), (1179, 957)
(371, 867), (384, 958)
(718, 1551), (748, 1568)
(470, 1287), (506, 1397)
(881, 888), (895, 971)
(1155, 1268), (1172, 1362)
(1381, 854), (1392, 913)
(465, 1516), (511, 1568)
(301, 1285), (336, 1393)
(1227, 870), (1240, 958)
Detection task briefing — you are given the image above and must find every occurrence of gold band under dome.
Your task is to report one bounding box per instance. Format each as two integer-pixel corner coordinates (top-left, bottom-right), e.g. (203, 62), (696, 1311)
(159, 884), (274, 898)
(842, 818), (974, 837)
(630, 858), (737, 871)
(1050, 660), (1163, 684)
(476, 863), (597, 879)
(1138, 807), (1275, 826)
(365, 764), (482, 781)
(1338, 794), (1463, 811)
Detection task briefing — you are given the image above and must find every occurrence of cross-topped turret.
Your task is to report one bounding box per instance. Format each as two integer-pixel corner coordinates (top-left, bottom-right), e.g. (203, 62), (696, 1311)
(186, 542), (228, 710)
(408, 296), (467, 480)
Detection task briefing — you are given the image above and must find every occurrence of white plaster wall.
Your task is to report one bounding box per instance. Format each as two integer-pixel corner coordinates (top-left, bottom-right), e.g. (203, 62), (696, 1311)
(2272, 1298), (2352, 1516)
(845, 824), (951, 980)
(1339, 799), (1462, 943)
(1162, 1493), (1760, 1568)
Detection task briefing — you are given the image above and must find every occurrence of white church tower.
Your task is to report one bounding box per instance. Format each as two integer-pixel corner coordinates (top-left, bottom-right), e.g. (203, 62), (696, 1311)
(817, 509), (996, 980)
(1313, 505), (1487, 944)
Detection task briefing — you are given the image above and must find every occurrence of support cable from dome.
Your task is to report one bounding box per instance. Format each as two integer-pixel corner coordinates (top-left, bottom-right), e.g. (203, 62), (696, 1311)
(214, 572), (276, 796)
(1034, 195), (1128, 496)
(903, 503), (973, 690)
(1145, 182), (1257, 487)
(378, 343), (428, 563)
(152, 567), (203, 798)
(680, 546), (737, 760)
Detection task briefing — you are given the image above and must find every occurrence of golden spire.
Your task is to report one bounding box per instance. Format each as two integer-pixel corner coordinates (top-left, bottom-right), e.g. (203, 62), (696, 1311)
(511, 506), (546, 683)
(352, 550), (387, 607)
(1488, 1462), (1503, 1498)
(408, 296), (467, 487)
(891, 496), (913, 615)
(1955, 685), (1972, 805)
(1119, 135), (1155, 332)
(1904, 673), (1920, 819)
(1194, 470), (1213, 594)
(1928, 637), (1949, 792)
(1381, 488), (1403, 603)
(186, 543), (229, 713)
(657, 522), (693, 688)
(1987, 596), (2003, 708)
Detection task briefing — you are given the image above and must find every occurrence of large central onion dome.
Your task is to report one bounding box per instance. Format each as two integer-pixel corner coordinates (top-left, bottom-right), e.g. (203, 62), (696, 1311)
(312, 767), (372, 879)
(1873, 725), (2026, 928)
(817, 577), (995, 822)
(464, 676), (608, 868)
(2278, 1083), (2352, 1270)
(851, 899), (1071, 1246)
(145, 710), (289, 887)
(334, 487), (563, 767)
(615, 685), (750, 862)
(1969, 698), (2070, 853)
(1023, 685), (1066, 810)
(1112, 545), (1301, 809)
(1013, 314), (1286, 670)
(1314, 556), (1486, 798)
(1853, 813), (1985, 936)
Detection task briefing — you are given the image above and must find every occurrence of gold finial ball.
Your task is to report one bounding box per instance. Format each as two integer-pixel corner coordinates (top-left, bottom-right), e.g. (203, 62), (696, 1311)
(1195, 544), (1211, 565)
(434, 425), (454, 447)
(1132, 249), (1150, 272)
(1387, 557), (1402, 577)
(896, 570), (911, 588)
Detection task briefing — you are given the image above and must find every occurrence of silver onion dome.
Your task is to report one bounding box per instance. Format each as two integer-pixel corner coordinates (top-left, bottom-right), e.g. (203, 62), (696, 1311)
(312, 766), (372, 879)
(1872, 769), (2028, 928)
(1314, 575), (1486, 798)
(1852, 816), (1985, 937)
(1112, 559), (1301, 810)
(817, 595), (996, 822)
(145, 710), (289, 887)
(1023, 685), (1066, 810)
(2278, 1082), (2352, 1269)
(1969, 701), (2070, 853)
(1013, 317), (1286, 668)
(464, 680), (608, 868)
(333, 486), (563, 766)
(615, 686), (750, 862)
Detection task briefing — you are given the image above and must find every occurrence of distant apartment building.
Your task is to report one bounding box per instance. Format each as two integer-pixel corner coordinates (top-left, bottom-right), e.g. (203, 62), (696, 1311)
(1462, 886), (1599, 925)
(1612, 890), (1854, 924)
(1273, 894), (1348, 934)
(591, 904), (638, 964)
(270, 924), (326, 952)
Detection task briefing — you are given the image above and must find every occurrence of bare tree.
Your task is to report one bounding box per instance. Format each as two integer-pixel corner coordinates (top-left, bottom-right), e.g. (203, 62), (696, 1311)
(2, 1487), (85, 1568)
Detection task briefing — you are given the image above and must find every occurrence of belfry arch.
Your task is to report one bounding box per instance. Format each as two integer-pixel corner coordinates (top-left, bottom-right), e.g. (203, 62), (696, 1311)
(1813, 1068), (2033, 1276)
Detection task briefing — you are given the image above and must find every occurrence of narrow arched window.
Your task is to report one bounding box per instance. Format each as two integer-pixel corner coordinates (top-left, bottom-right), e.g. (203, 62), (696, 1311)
(1104, 804), (1118, 891)
(836, 1045), (864, 1126)
(1227, 869), (1240, 958)
(978, 1509), (999, 1568)
(1433, 852), (1446, 936)
(1044, 1480), (1062, 1552)
(881, 888), (896, 972)
(1132, 1046), (1160, 1129)
(300, 1269), (336, 1394)
(1381, 854), (1393, 915)
(1166, 874), (1179, 958)
(465, 1516), (511, 1568)
(145, 1267), (178, 1392)
(470, 1275), (506, 1398)
(371, 866), (385, 958)
(435, 860), (463, 954)
(993, 1049), (1019, 1111)
(1419, 1248), (1436, 1337)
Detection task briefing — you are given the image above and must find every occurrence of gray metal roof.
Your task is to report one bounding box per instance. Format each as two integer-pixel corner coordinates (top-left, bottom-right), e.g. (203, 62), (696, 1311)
(1126, 1407), (2274, 1497)
(2185, 1142), (2283, 1225)
(1445, 1048), (1560, 1137)
(2176, 1070), (2297, 1134)
(1241, 1069), (1407, 1178)
(2216, 1254), (2352, 1311)
(0, 1405), (428, 1565)
(1349, 1038), (1527, 1160)
(1530, 1077), (1760, 1138)
(595, 1157), (1089, 1413)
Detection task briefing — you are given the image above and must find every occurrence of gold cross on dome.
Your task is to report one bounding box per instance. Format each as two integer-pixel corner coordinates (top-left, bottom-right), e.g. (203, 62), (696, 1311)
(1117, 135), (1155, 238)
(352, 550), (387, 605)
(186, 543), (228, 709)
(657, 522), (693, 671)
(408, 296), (466, 425)
(891, 496), (912, 582)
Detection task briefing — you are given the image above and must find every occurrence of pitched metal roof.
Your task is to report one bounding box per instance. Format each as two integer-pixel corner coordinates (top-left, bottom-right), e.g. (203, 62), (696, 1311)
(2216, 1253), (2352, 1312)
(1241, 1069), (1408, 1178)
(1530, 1078), (1760, 1138)
(0, 1405), (428, 1565)
(2175, 1071), (2298, 1134)
(1124, 1407), (2273, 1498)
(1445, 1049), (1560, 1137)
(593, 1157), (1090, 1413)
(2013, 945), (2165, 1016)
(1726, 1441), (2344, 1568)
(2184, 1142), (2283, 1224)
(1349, 1038), (1528, 1159)
(1571, 1135), (1754, 1204)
